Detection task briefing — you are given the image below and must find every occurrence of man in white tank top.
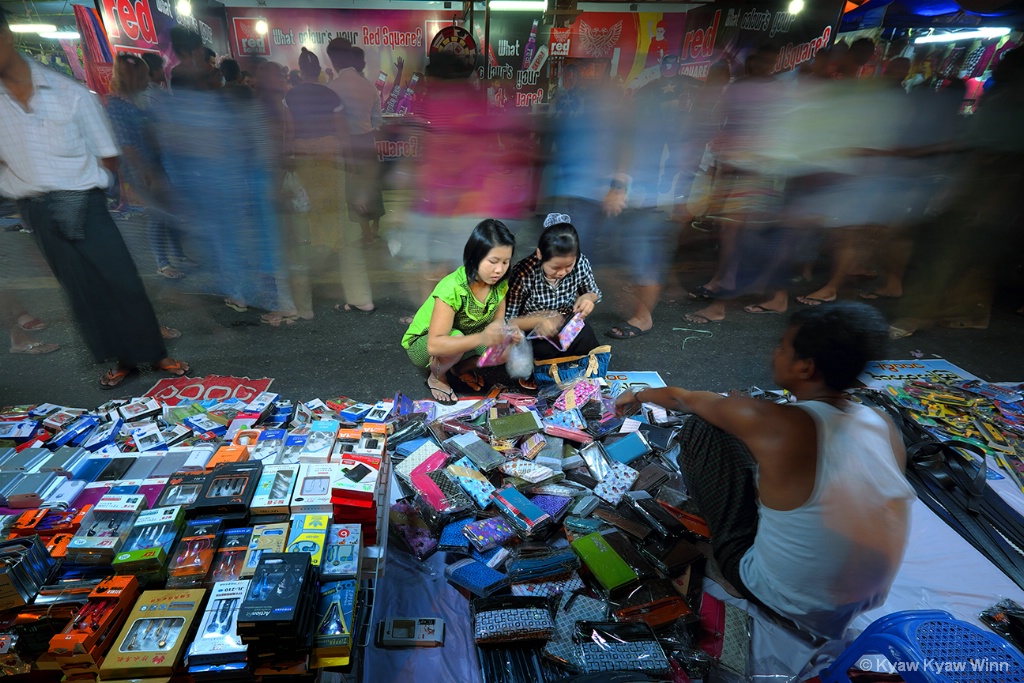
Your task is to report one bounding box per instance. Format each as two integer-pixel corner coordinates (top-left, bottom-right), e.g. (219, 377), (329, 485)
(616, 301), (914, 640)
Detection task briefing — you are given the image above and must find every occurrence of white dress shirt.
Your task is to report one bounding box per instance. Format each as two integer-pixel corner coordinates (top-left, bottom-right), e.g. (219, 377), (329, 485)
(327, 67), (382, 136)
(0, 57), (120, 199)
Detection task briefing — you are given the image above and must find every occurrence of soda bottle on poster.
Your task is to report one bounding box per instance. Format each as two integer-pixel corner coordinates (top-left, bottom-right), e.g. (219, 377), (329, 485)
(473, 24), (499, 68)
(396, 73), (421, 115)
(374, 71), (387, 94)
(384, 81), (404, 114)
(521, 20), (539, 70)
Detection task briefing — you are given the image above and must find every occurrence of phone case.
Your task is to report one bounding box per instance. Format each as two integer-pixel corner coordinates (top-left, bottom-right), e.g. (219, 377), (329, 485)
(603, 432), (651, 465)
(593, 462), (639, 506)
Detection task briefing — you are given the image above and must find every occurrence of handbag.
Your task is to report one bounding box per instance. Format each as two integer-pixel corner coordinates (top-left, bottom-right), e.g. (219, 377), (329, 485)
(533, 345), (612, 390)
(472, 595), (555, 644)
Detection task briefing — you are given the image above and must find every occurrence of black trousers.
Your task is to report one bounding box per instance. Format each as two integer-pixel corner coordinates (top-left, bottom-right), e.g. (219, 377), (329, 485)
(678, 415), (762, 603)
(19, 189), (166, 367)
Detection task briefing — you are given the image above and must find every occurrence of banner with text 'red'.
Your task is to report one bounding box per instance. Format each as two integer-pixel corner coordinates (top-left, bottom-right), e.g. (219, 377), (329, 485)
(677, 1), (843, 80)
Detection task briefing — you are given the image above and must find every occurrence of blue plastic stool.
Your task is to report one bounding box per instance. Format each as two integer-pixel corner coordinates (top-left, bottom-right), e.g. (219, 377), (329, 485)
(821, 610), (1024, 683)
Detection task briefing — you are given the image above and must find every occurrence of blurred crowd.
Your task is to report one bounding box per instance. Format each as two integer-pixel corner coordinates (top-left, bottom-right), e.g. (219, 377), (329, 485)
(3, 19), (1024, 385)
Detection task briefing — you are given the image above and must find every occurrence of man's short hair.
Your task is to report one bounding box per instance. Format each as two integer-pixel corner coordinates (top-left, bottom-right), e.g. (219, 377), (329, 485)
(220, 58), (241, 82)
(788, 301), (889, 391)
(141, 52), (164, 76)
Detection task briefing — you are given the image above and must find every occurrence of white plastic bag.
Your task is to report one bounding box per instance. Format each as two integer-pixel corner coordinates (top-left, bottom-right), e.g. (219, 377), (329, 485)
(506, 337), (534, 379)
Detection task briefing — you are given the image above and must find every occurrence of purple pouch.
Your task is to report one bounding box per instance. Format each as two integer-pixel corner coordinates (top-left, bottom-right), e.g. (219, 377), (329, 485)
(463, 516), (516, 552)
(390, 499), (438, 560)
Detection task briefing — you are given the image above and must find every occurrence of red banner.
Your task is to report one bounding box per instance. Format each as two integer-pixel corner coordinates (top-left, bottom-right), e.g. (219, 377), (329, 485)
(144, 375), (274, 406)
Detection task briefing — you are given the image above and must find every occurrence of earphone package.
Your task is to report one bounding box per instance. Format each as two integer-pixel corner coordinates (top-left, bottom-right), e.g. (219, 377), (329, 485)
(167, 518), (223, 588)
(112, 505), (186, 581)
(186, 579), (249, 666)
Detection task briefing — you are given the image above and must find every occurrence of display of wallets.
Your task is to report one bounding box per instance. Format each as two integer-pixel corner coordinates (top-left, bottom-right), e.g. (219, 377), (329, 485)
(632, 463), (672, 492)
(192, 461), (261, 516)
(462, 516), (515, 552)
(564, 516), (605, 539)
(591, 507), (651, 541)
(488, 411), (543, 441)
(472, 595), (555, 644)
(602, 431), (652, 465)
(593, 461), (639, 506)
(572, 621), (670, 675)
(624, 491), (688, 538)
(641, 537), (704, 577)
(491, 486), (552, 537)
(187, 579), (249, 665)
(443, 432), (505, 473)
(167, 518), (222, 588)
(389, 499), (437, 560)
(395, 441), (442, 483)
(498, 459), (555, 484)
(241, 522), (289, 579)
(570, 532), (637, 593)
(101, 588), (206, 679)
(446, 457), (496, 509)
(506, 547), (580, 582)
(445, 558), (509, 597)
(321, 523), (361, 578)
(250, 464), (298, 515)
(601, 529), (657, 581)
(409, 450), (455, 512)
(285, 513), (329, 567)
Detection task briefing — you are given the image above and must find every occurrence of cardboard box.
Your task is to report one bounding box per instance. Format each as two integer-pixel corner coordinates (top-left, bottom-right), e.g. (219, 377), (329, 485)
(299, 420), (339, 463)
(321, 524), (361, 579)
(290, 464), (336, 514)
(204, 444), (250, 472)
(285, 513), (328, 567)
(240, 522), (289, 579)
(331, 455), (381, 502)
(191, 461), (261, 516)
(49, 575), (140, 668)
(186, 579), (249, 666)
(100, 588), (206, 679)
(250, 465), (298, 516)
(166, 518), (222, 589)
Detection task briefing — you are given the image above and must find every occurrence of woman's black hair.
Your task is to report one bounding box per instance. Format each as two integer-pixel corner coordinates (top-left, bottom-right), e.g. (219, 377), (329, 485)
(298, 47), (321, 80)
(537, 221), (581, 262)
(464, 219), (516, 284)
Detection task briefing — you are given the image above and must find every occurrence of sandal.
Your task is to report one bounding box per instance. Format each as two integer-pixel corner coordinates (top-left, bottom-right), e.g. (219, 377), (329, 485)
(796, 295), (836, 306)
(160, 325), (181, 339)
(16, 314), (47, 331)
(157, 265), (185, 279)
(426, 377), (457, 405)
(605, 322), (651, 339)
(683, 313), (723, 324)
(335, 303), (376, 314)
(100, 366), (137, 390)
(224, 299), (248, 312)
(743, 304), (784, 315)
(687, 285), (717, 301)
(260, 313), (298, 327)
(156, 358), (191, 377)
(457, 371), (485, 392)
(10, 342), (60, 355)
(518, 377), (537, 391)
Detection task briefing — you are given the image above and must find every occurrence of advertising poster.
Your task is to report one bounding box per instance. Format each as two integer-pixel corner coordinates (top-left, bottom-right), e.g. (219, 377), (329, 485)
(472, 12), (550, 109)
(677, 1), (844, 80)
(97, 0), (230, 66)
(858, 359), (980, 389)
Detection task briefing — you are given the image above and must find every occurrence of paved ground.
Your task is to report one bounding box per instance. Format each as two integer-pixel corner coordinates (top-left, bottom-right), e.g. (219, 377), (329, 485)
(2, 201), (1022, 409)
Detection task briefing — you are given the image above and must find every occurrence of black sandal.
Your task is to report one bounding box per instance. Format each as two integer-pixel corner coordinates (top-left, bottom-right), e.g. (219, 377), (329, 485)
(426, 378), (457, 405)
(605, 322), (651, 340)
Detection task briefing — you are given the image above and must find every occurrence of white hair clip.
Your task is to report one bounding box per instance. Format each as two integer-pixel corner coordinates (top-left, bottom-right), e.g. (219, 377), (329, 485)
(544, 213), (571, 228)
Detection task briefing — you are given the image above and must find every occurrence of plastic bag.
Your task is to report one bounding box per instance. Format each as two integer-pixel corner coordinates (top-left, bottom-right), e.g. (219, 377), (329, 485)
(282, 171), (310, 213)
(506, 336), (534, 378)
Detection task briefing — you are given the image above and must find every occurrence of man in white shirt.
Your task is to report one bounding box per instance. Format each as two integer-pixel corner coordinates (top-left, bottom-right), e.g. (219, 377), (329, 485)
(0, 10), (189, 388)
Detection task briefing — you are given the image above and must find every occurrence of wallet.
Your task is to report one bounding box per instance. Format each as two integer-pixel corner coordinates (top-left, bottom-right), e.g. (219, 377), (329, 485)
(578, 442), (611, 481)
(445, 557), (509, 597)
(641, 537), (704, 577)
(543, 583), (609, 670)
(591, 507), (652, 541)
(570, 532), (637, 593)
(572, 621), (670, 675)
(570, 495), (600, 518)
(491, 486), (552, 537)
(444, 432), (505, 473)
(593, 461), (639, 506)
(472, 595), (556, 644)
(603, 431), (652, 465)
(698, 594), (751, 676)
(498, 459), (555, 484)
(601, 529), (658, 581)
(554, 379), (601, 412)
(657, 501), (712, 541)
(528, 494), (572, 523)
(438, 517), (474, 553)
(488, 411), (543, 441)
(632, 463), (671, 492)
(624, 491), (687, 539)
(613, 579), (696, 630)
(637, 423), (677, 451)
(506, 547), (580, 583)
(446, 457), (496, 509)
(396, 441), (445, 483)
(463, 516), (516, 552)
(389, 499), (438, 560)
